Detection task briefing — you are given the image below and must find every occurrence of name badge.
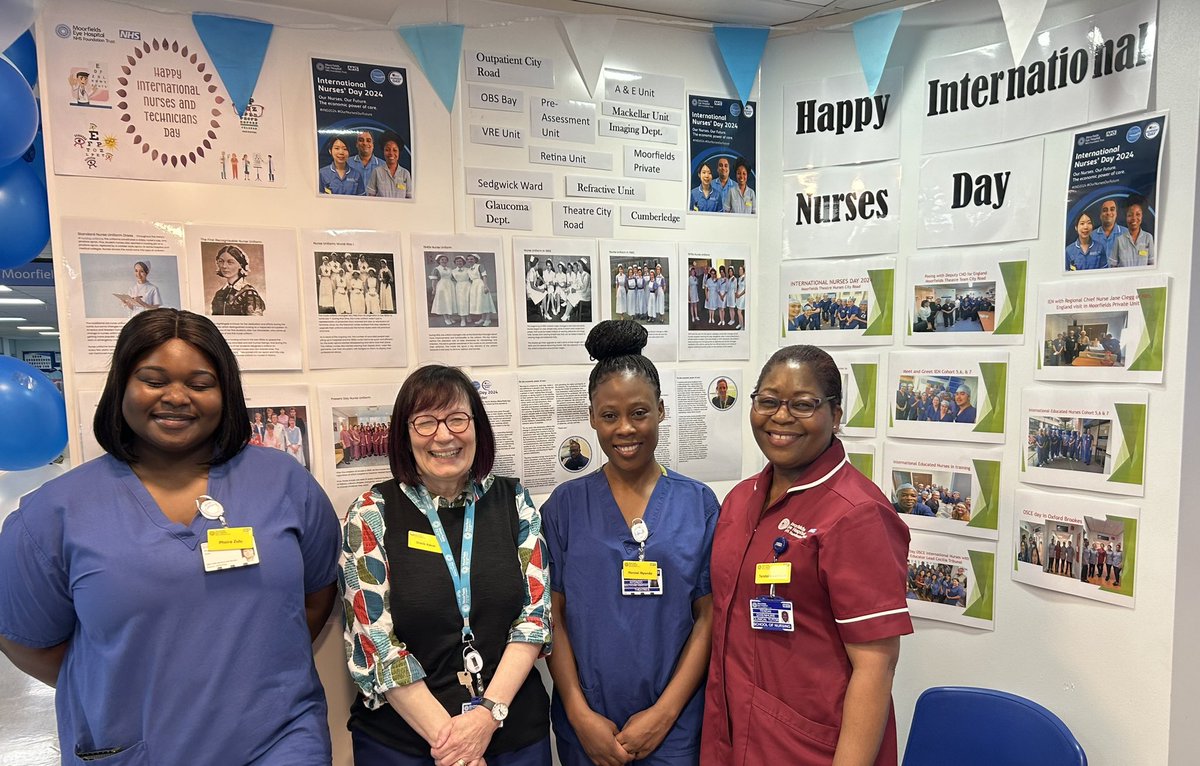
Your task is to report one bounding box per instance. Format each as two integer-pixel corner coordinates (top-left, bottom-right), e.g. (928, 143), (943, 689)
(755, 562), (792, 584)
(207, 526), (255, 551)
(408, 530), (441, 553)
(621, 560), (663, 596)
(201, 542), (260, 572)
(750, 596), (794, 632)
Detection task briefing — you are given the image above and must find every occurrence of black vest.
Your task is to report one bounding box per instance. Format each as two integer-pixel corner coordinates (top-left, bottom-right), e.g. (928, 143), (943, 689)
(348, 477), (550, 755)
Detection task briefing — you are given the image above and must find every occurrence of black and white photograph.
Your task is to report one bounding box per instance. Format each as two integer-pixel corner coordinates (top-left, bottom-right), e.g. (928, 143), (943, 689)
(423, 250), (498, 328)
(524, 255), (593, 324)
(201, 241), (267, 317)
(315, 251), (398, 316)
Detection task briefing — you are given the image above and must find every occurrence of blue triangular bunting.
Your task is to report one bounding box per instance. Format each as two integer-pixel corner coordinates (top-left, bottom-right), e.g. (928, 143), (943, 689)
(191, 14), (274, 117)
(852, 9), (903, 94)
(713, 26), (769, 105)
(398, 24), (464, 113)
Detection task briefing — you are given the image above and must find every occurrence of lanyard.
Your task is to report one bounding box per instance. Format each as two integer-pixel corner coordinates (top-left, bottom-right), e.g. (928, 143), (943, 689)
(420, 496), (477, 643)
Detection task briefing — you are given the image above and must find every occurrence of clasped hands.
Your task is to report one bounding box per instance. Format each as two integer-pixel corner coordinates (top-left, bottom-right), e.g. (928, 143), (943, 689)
(430, 705), (496, 766)
(574, 704), (674, 766)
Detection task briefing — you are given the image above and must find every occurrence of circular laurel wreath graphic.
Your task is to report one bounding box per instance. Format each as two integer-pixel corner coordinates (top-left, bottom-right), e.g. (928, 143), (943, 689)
(114, 38), (225, 167)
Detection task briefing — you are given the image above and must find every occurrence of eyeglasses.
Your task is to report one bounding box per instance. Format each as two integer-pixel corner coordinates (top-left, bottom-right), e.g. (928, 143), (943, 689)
(750, 394), (837, 419)
(409, 412), (473, 437)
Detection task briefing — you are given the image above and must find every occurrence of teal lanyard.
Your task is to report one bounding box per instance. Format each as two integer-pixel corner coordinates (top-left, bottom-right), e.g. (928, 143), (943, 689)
(421, 496), (477, 642)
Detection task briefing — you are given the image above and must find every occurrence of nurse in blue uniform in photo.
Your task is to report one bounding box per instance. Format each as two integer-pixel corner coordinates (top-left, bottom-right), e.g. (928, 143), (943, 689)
(688, 163), (723, 213)
(319, 135), (365, 195)
(543, 320), (719, 766)
(1065, 211), (1107, 271)
(0, 308), (340, 766)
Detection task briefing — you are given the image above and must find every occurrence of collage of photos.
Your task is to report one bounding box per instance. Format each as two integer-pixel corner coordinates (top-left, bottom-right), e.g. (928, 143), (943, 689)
(611, 256), (669, 325)
(333, 406), (392, 470)
(1013, 489), (1135, 608)
(424, 250), (499, 327)
(248, 405), (311, 470)
(315, 252), (398, 316)
(686, 257), (746, 331)
(524, 255), (593, 324)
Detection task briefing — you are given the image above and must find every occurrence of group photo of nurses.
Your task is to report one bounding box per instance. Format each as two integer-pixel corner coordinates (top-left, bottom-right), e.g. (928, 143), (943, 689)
(0, 308), (911, 766)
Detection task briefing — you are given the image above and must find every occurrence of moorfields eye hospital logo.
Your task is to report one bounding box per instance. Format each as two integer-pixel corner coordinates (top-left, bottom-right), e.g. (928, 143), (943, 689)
(777, 517), (813, 540)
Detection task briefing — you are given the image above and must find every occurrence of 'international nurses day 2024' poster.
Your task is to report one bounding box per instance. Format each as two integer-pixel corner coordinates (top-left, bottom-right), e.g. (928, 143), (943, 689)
(312, 57), (414, 199)
(687, 95), (756, 214)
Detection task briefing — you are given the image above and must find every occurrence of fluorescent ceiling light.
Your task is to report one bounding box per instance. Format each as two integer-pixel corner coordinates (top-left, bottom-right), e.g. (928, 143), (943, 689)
(0, 317), (27, 322)
(0, 298), (44, 305)
(39, 331), (60, 336)
(18, 326), (55, 331)
(0, 285), (11, 292)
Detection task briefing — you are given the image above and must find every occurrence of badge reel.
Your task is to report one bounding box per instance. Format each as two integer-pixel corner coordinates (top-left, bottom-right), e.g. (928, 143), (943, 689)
(458, 637), (501, 724)
(750, 537), (794, 632)
(621, 517), (663, 596)
(197, 495), (260, 573)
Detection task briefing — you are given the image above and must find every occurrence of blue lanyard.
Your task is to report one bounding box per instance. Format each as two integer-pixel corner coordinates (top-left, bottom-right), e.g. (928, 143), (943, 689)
(420, 495), (477, 642)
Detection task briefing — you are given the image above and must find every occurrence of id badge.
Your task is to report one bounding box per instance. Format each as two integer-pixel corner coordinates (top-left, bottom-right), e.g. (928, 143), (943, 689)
(749, 596), (794, 632)
(201, 541), (260, 572)
(621, 560), (663, 596)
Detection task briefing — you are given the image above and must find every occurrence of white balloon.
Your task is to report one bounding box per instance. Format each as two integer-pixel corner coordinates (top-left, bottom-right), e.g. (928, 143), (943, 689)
(0, 463), (65, 521)
(0, 0), (40, 53)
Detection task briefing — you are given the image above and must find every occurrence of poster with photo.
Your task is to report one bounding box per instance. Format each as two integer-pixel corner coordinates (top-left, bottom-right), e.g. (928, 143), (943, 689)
(317, 383), (398, 518)
(1020, 387), (1148, 497)
(780, 257), (895, 347)
(917, 139), (1044, 248)
(514, 370), (595, 495)
(1035, 274), (1167, 383)
(410, 234), (509, 367)
(781, 162), (901, 258)
(831, 352), (879, 438)
(599, 241), (677, 362)
(657, 369), (744, 484)
(905, 249), (1027, 346)
(61, 218), (186, 372)
(907, 531), (996, 630)
(244, 386), (314, 474)
(301, 230), (405, 370)
(687, 94), (756, 215)
(884, 443), (1003, 540)
(312, 57), (414, 199)
(43, 0), (286, 185)
(680, 242), (750, 362)
(184, 225), (302, 370)
(513, 238), (597, 366)
(782, 69), (902, 170)
(887, 351), (1008, 444)
(1064, 113), (1165, 273)
(842, 441), (877, 484)
(1013, 488), (1136, 608)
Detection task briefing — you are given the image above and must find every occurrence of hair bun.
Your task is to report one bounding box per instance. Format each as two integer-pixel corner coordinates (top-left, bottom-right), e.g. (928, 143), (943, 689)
(586, 319), (648, 360)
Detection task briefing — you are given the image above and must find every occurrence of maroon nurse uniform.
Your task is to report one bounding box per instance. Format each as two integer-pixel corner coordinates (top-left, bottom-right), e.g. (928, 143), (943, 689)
(701, 438), (912, 765)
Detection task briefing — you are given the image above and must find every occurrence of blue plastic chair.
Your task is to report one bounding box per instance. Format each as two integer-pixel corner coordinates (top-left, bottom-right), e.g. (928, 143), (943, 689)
(902, 686), (1087, 765)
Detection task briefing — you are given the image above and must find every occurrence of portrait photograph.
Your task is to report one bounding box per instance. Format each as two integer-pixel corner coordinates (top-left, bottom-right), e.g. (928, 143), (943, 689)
(559, 436), (593, 473)
(79, 252), (181, 319)
(200, 240), (267, 317)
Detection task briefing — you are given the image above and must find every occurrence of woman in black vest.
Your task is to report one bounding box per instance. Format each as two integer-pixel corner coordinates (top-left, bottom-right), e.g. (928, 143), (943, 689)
(338, 365), (552, 766)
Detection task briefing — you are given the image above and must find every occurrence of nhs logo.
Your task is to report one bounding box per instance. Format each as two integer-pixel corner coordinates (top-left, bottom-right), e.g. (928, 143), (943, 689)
(119, 29), (141, 40)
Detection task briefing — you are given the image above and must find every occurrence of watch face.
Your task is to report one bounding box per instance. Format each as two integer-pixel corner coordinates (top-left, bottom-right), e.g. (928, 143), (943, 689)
(492, 702), (509, 720)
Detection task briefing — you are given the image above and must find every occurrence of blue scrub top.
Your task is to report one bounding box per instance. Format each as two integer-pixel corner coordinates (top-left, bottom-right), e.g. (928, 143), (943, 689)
(542, 468), (719, 759)
(0, 447), (339, 765)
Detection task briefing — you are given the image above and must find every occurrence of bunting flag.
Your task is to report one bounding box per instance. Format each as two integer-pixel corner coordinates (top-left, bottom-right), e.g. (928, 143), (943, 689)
(191, 14), (274, 117)
(998, 0), (1049, 64)
(852, 9), (903, 95)
(557, 16), (616, 97)
(398, 24), (464, 113)
(713, 25), (769, 105)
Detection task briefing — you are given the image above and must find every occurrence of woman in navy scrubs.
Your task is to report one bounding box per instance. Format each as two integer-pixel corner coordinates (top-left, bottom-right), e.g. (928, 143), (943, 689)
(543, 320), (719, 765)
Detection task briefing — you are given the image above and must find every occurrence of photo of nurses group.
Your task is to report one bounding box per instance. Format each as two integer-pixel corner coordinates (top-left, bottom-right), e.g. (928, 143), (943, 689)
(0, 307), (911, 766)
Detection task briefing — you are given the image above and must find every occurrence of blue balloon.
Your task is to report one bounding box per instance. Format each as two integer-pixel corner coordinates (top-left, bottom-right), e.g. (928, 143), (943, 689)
(0, 160), (49, 268)
(0, 355), (67, 471)
(21, 126), (44, 187)
(3, 29), (36, 85)
(0, 56), (37, 167)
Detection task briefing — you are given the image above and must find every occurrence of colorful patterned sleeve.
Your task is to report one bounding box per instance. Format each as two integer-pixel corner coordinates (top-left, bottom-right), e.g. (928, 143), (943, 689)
(508, 483), (553, 655)
(338, 490), (427, 710)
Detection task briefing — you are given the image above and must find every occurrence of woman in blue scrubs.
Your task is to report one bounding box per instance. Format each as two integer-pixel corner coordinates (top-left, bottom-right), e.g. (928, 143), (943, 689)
(543, 320), (719, 766)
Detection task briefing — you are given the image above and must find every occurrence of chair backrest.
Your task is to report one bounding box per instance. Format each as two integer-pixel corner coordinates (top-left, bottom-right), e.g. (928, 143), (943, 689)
(902, 686), (1087, 766)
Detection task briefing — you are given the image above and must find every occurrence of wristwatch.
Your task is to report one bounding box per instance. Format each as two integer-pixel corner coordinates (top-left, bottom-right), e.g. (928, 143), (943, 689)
(478, 698), (509, 722)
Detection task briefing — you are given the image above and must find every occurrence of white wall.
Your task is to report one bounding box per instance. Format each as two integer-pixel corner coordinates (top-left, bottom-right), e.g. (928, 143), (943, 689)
(30, 0), (1199, 763)
(760, 0), (1198, 762)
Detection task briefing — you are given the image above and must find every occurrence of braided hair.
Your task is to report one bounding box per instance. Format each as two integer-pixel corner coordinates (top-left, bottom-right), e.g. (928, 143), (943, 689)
(585, 319), (661, 400)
